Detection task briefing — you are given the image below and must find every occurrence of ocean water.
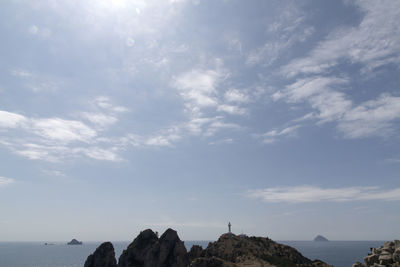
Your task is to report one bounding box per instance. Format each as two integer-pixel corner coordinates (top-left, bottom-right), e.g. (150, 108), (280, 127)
(280, 241), (385, 267)
(0, 240), (384, 267)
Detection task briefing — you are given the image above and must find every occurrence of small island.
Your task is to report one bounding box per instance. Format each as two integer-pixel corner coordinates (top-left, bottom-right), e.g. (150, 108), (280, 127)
(314, 235), (329, 241)
(67, 239), (82, 245)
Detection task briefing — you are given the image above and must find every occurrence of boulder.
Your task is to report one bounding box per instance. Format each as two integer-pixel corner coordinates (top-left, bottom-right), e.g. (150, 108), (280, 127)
(118, 229), (159, 267)
(144, 228), (189, 267)
(393, 248), (400, 263)
(353, 262), (365, 267)
(84, 242), (118, 267)
(379, 253), (393, 265)
(364, 254), (379, 266)
(395, 240), (400, 250)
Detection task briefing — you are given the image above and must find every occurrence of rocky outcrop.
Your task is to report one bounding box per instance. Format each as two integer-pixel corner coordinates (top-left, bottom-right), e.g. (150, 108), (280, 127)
(67, 238), (82, 245)
(86, 229), (332, 267)
(84, 242), (118, 267)
(313, 235), (329, 242)
(188, 245), (204, 262)
(353, 240), (400, 267)
(118, 228), (188, 267)
(199, 233), (331, 267)
(118, 229), (159, 267)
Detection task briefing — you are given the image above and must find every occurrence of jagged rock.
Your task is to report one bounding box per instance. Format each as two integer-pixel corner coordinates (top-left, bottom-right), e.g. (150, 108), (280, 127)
(118, 229), (159, 267)
(365, 254), (379, 266)
(201, 233), (331, 267)
(188, 245), (203, 261)
(85, 242), (118, 267)
(353, 262), (364, 267)
(145, 228), (189, 267)
(379, 252), (393, 265)
(118, 228), (188, 267)
(393, 248), (400, 262)
(395, 240), (400, 250)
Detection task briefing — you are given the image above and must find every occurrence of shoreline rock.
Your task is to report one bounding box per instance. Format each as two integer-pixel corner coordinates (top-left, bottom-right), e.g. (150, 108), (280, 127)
(353, 240), (400, 267)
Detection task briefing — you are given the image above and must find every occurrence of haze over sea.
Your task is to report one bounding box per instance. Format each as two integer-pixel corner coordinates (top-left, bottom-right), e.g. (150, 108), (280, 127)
(0, 240), (385, 267)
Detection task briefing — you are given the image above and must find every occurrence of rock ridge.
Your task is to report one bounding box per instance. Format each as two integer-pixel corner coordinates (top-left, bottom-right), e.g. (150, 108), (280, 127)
(85, 229), (332, 267)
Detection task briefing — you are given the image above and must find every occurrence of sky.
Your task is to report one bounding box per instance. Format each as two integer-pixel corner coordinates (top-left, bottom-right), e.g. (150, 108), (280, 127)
(0, 0), (400, 242)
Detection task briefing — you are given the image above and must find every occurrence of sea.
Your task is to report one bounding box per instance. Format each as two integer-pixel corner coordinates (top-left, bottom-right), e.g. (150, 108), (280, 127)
(0, 240), (385, 267)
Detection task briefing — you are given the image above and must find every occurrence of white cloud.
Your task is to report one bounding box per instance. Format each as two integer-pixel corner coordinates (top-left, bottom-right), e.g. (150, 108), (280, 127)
(31, 118), (96, 143)
(282, 1), (400, 77)
(173, 68), (223, 108)
(0, 176), (15, 187)
(338, 94), (400, 138)
(248, 185), (400, 203)
(81, 112), (118, 128)
(246, 4), (314, 66)
(75, 147), (121, 162)
(224, 89), (249, 103)
(92, 96), (129, 113)
(0, 111), (28, 128)
(262, 125), (300, 144)
(217, 104), (247, 115)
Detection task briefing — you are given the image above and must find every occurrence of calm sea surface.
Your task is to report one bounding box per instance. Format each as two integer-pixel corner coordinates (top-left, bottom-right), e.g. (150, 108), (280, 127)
(0, 240), (384, 267)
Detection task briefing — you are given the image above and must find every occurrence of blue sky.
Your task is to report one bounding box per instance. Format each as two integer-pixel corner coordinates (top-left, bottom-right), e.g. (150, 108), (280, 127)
(1, 0), (400, 241)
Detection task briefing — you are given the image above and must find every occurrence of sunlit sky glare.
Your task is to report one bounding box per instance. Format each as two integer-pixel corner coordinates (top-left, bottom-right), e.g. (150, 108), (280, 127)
(1, 0), (400, 241)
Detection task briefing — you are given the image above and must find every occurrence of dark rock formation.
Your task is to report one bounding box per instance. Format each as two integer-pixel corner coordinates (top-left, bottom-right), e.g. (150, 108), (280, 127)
(200, 233), (331, 267)
(353, 240), (400, 267)
(86, 228), (332, 267)
(188, 245), (203, 262)
(118, 229), (159, 267)
(118, 228), (188, 267)
(85, 242), (118, 267)
(67, 238), (82, 245)
(145, 228), (189, 267)
(313, 235), (329, 242)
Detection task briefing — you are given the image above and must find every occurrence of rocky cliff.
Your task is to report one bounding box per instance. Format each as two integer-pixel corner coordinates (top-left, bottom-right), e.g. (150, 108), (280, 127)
(192, 233), (331, 267)
(353, 240), (400, 267)
(84, 242), (118, 267)
(85, 229), (331, 267)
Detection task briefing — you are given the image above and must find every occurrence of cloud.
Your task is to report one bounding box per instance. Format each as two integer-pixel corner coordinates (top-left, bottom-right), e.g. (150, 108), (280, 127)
(262, 125), (300, 144)
(0, 111), (28, 128)
(0, 176), (15, 187)
(246, 4), (314, 66)
(11, 69), (60, 92)
(282, 1), (400, 77)
(173, 68), (223, 108)
(31, 118), (97, 143)
(224, 89), (250, 103)
(274, 77), (400, 139)
(217, 104), (247, 115)
(247, 186), (400, 203)
(91, 96), (129, 113)
(81, 112), (118, 128)
(338, 94), (400, 138)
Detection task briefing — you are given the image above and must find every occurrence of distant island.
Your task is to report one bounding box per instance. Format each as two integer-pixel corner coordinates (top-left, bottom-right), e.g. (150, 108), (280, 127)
(67, 239), (82, 245)
(314, 235), (329, 241)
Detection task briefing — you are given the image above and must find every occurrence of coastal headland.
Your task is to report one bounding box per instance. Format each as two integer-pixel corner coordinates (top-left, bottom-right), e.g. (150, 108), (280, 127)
(84, 228), (332, 267)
